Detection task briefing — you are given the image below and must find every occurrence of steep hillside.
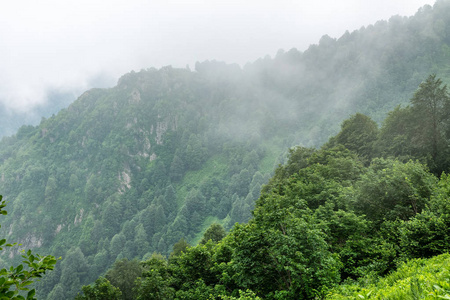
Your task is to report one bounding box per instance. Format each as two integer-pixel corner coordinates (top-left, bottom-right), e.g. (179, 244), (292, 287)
(0, 1), (450, 299)
(75, 72), (450, 299)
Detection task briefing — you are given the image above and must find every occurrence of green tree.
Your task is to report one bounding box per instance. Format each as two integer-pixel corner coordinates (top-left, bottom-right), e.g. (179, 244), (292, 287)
(169, 155), (185, 182)
(230, 169), (252, 197)
(105, 258), (143, 300)
(101, 200), (123, 238)
(230, 217), (341, 299)
(184, 189), (206, 216)
(326, 113), (378, 161)
(92, 250), (109, 276)
(47, 284), (65, 300)
(166, 214), (188, 246)
(429, 172), (450, 215)
(140, 204), (166, 238)
(109, 233), (126, 260)
(185, 134), (207, 170)
(399, 210), (450, 259)
(169, 241), (219, 295)
(44, 176), (58, 203)
(272, 147), (315, 182)
(229, 195), (251, 225)
(200, 223), (226, 245)
(134, 224), (150, 256)
(410, 74), (450, 166)
(60, 247), (89, 299)
(354, 158), (436, 224)
(170, 238), (190, 259)
(69, 173), (80, 190)
(75, 277), (122, 300)
(164, 185), (178, 220)
(375, 75), (450, 174)
(134, 253), (175, 300)
(376, 105), (414, 159)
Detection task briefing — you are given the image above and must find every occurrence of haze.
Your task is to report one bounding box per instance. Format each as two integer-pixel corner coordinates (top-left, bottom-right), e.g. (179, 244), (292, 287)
(0, 0), (434, 112)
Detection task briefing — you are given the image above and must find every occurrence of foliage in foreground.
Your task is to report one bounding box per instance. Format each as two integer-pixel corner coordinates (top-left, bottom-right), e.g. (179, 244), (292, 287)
(327, 253), (450, 299)
(0, 196), (57, 299)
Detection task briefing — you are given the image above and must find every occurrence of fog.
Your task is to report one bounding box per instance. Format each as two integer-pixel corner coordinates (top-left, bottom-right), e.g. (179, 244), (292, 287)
(0, 0), (434, 112)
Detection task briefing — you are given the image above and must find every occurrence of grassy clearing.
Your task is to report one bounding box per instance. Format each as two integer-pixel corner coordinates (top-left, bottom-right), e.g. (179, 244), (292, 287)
(258, 138), (284, 175)
(175, 155), (228, 206)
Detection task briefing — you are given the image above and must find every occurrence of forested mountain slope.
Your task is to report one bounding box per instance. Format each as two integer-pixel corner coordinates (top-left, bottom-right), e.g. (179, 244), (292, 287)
(1, 1), (450, 299)
(76, 74), (450, 299)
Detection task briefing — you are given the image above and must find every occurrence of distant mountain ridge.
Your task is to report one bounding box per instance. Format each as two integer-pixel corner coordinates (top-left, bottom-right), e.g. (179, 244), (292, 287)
(0, 1), (450, 298)
(0, 73), (116, 138)
(0, 90), (76, 138)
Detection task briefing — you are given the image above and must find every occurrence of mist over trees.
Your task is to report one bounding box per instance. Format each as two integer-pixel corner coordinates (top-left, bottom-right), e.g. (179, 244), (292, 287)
(1, 1), (450, 299)
(77, 71), (450, 299)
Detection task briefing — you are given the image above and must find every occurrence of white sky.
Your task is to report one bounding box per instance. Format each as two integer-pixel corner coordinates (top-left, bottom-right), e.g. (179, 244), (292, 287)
(0, 0), (436, 111)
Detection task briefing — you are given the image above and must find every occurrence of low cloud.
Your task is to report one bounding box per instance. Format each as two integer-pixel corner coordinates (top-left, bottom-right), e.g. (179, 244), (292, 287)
(0, 0), (434, 112)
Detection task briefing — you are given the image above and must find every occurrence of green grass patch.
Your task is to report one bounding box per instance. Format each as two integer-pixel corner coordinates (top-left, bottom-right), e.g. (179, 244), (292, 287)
(327, 253), (450, 299)
(175, 155), (228, 206)
(258, 138), (284, 175)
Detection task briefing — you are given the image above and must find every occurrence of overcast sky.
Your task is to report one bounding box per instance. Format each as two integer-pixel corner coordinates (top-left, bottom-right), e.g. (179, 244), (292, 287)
(0, 0), (435, 111)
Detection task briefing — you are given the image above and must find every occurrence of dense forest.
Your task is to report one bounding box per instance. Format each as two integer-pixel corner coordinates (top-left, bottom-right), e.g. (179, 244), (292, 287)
(71, 74), (450, 299)
(1, 1), (450, 299)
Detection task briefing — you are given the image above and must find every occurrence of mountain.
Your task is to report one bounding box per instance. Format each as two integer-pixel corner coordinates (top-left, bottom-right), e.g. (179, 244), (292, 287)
(75, 74), (450, 299)
(0, 1), (450, 299)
